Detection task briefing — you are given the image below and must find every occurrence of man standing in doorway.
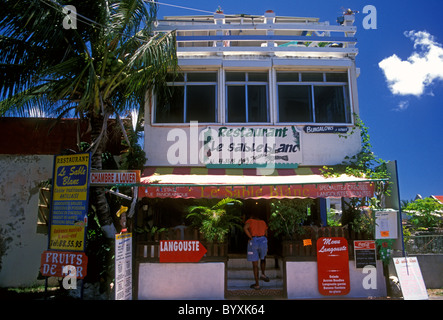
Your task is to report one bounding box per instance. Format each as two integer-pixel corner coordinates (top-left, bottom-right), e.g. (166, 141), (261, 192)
(243, 212), (270, 290)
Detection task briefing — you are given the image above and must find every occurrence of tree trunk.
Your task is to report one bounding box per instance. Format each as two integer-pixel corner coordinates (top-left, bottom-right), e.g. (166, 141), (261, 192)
(89, 112), (116, 238)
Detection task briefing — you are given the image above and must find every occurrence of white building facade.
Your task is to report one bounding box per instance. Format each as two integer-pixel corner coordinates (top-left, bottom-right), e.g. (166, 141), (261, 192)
(138, 10), (388, 300)
(145, 11), (361, 168)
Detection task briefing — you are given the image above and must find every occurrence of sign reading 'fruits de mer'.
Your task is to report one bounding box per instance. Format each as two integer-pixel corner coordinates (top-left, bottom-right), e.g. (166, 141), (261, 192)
(317, 237), (350, 296)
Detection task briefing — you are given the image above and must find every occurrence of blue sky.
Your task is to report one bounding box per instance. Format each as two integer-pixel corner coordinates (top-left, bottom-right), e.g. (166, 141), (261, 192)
(154, 0), (443, 202)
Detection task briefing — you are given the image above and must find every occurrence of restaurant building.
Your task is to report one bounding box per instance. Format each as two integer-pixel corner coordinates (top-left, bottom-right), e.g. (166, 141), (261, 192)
(135, 10), (393, 299)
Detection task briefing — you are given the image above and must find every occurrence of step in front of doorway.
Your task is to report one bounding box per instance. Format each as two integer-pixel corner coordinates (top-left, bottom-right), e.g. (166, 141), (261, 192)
(226, 255), (284, 292)
(225, 288), (285, 299)
(227, 255), (280, 269)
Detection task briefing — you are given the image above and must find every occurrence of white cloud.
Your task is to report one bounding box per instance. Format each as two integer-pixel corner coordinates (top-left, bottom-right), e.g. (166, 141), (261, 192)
(379, 31), (443, 96)
(393, 100), (409, 112)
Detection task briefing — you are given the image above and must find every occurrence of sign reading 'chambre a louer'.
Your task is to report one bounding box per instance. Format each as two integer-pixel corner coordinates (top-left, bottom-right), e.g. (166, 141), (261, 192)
(90, 170), (140, 186)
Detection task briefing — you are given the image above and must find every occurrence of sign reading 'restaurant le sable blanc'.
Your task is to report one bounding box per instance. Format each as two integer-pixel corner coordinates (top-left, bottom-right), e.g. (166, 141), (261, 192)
(41, 153), (91, 281)
(201, 125), (301, 166)
(49, 153), (90, 251)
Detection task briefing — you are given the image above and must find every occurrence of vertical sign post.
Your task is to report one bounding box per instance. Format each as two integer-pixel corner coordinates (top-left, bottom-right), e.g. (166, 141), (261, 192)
(317, 237), (350, 296)
(115, 233), (132, 300)
(42, 153), (90, 294)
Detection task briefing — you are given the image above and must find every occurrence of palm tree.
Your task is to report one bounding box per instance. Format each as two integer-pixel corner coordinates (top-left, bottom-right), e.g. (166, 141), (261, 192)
(187, 198), (243, 243)
(0, 0), (177, 236)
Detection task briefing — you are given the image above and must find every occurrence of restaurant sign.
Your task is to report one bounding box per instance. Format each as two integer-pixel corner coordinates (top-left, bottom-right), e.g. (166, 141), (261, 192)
(139, 182), (375, 199)
(317, 237), (350, 296)
(51, 153), (90, 225)
(201, 126), (301, 167)
(49, 153), (90, 251)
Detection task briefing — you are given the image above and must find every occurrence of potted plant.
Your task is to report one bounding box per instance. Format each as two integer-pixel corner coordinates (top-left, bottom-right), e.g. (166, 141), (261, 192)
(269, 199), (313, 256)
(187, 198), (242, 256)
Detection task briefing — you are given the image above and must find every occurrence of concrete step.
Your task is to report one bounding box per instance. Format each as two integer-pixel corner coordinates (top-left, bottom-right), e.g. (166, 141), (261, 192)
(227, 278), (284, 290)
(227, 256), (280, 269)
(227, 268), (281, 279)
(225, 287), (285, 299)
(227, 255), (283, 291)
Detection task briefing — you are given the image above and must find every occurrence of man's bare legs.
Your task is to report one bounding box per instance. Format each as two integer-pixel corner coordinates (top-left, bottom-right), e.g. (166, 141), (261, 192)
(251, 259), (267, 289)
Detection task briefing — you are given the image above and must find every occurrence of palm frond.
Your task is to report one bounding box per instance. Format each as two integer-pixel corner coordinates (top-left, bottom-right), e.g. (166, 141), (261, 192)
(212, 198), (243, 210)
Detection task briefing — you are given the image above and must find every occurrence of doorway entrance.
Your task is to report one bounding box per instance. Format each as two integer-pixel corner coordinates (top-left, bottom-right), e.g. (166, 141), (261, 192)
(228, 199), (275, 254)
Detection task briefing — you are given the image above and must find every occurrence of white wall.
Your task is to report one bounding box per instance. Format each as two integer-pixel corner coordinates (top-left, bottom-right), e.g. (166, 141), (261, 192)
(144, 60), (362, 168)
(0, 155), (53, 287)
(286, 260), (387, 299)
(144, 124), (361, 167)
(138, 262), (225, 299)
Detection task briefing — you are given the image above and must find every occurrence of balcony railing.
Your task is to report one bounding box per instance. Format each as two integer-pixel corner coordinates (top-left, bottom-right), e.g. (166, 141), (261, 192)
(154, 11), (357, 57)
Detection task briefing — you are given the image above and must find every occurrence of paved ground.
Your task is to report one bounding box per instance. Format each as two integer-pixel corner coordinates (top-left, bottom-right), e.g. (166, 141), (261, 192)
(428, 288), (443, 300)
(1, 286), (442, 300)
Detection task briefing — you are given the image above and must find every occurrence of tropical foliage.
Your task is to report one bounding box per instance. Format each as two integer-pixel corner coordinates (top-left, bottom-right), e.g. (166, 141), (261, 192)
(321, 116), (389, 182)
(269, 199), (314, 240)
(403, 197), (443, 230)
(0, 0), (177, 234)
(320, 116), (390, 232)
(187, 198), (243, 243)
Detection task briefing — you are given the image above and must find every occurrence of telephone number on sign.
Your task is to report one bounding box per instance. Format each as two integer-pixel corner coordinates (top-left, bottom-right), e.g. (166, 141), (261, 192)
(50, 240), (83, 249)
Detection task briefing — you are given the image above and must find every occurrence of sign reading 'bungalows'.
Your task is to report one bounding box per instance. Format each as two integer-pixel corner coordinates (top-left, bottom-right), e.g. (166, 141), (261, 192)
(303, 125), (350, 134)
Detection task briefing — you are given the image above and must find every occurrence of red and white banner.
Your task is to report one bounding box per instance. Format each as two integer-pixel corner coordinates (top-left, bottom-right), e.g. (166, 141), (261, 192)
(354, 240), (376, 250)
(139, 182), (375, 199)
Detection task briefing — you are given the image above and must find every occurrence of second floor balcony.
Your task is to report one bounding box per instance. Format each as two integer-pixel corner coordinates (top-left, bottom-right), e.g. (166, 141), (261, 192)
(154, 10), (358, 60)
